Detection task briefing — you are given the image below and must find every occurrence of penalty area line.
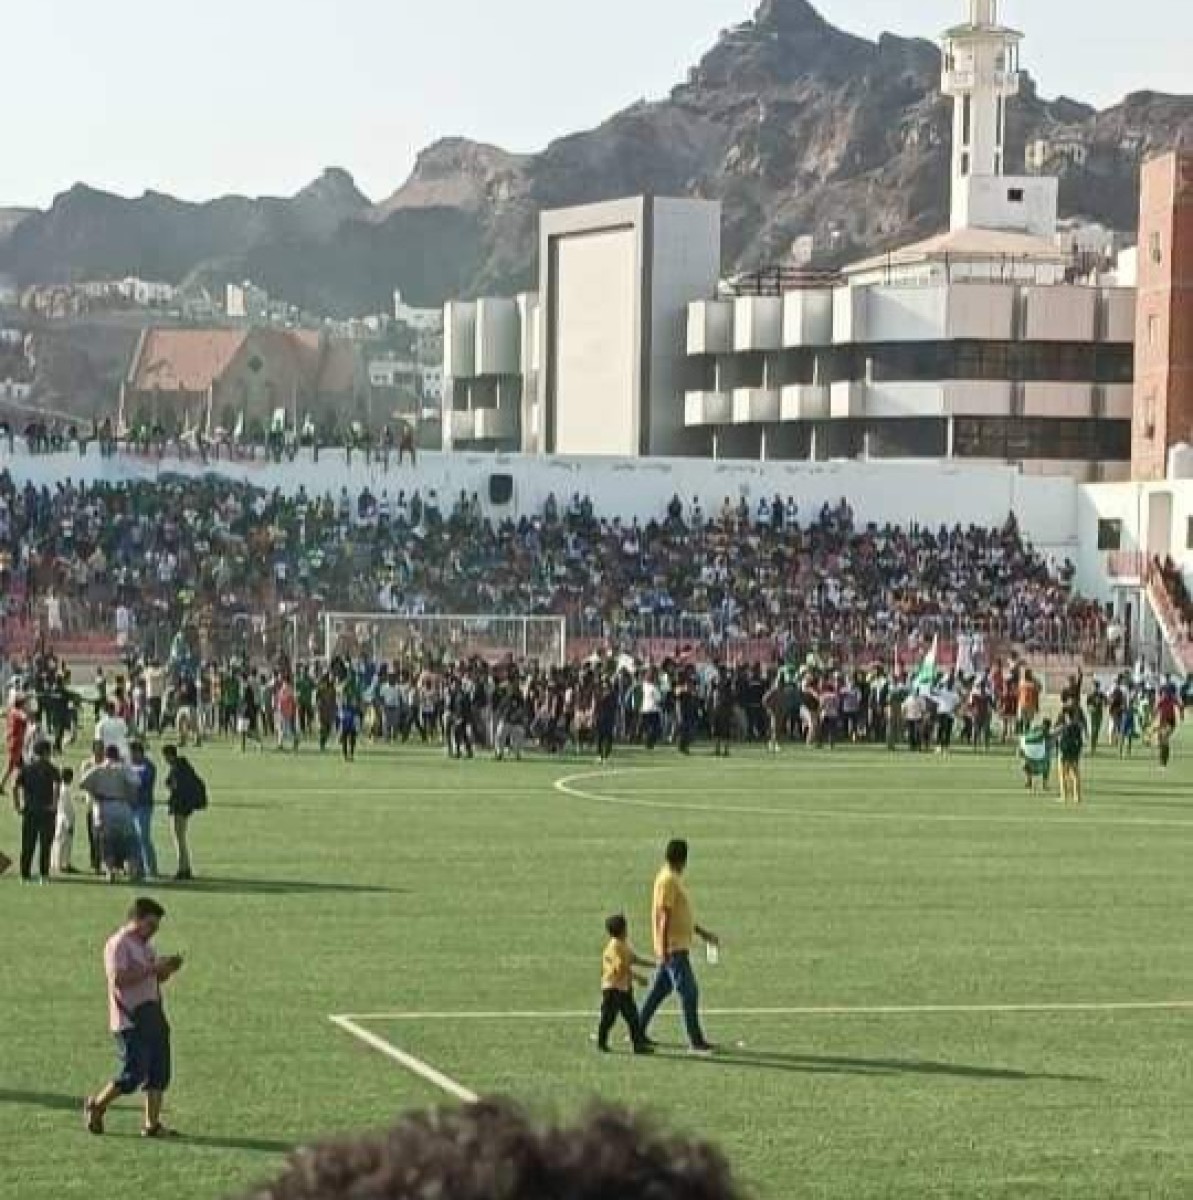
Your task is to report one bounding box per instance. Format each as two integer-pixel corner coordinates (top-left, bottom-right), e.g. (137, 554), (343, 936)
(336, 1000), (1193, 1023)
(328, 1014), (479, 1103)
(330, 1001), (1193, 1101)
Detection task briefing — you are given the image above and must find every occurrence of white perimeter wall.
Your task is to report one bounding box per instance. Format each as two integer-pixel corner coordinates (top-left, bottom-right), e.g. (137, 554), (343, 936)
(2, 446), (1084, 565)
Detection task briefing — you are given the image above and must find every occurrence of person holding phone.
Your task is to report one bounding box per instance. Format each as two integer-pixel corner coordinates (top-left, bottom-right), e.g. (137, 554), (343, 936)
(84, 897), (184, 1138)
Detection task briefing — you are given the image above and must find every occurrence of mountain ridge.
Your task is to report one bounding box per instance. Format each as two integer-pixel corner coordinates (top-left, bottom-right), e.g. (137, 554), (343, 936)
(3, 0), (1192, 315)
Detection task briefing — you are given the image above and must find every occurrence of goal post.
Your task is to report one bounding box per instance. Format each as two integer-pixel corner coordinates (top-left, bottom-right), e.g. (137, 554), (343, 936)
(321, 612), (568, 668)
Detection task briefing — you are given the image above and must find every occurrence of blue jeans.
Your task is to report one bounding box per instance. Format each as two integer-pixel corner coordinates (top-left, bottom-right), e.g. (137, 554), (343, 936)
(132, 806), (158, 877)
(639, 950), (707, 1047)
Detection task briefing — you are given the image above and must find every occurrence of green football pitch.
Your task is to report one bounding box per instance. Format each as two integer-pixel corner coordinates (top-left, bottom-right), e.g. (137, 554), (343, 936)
(5, 739), (1193, 1199)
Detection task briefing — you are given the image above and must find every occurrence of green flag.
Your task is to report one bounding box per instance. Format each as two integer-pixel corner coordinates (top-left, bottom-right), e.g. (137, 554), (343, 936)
(914, 635), (939, 689)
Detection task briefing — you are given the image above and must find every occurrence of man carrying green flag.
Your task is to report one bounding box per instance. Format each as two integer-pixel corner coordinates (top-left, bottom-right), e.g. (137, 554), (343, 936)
(914, 635), (939, 690)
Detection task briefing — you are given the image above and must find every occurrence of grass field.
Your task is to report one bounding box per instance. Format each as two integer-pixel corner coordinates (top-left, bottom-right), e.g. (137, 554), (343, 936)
(5, 737), (1193, 1199)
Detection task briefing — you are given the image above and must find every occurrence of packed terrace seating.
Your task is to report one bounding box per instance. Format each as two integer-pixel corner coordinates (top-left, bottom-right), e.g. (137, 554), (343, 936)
(0, 471), (1110, 665)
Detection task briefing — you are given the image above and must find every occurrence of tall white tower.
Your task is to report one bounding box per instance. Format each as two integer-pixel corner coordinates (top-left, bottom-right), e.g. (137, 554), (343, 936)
(941, 0), (1032, 232)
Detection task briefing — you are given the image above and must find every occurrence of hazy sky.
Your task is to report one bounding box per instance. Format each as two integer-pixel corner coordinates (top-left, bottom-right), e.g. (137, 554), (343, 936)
(3, 0), (1189, 209)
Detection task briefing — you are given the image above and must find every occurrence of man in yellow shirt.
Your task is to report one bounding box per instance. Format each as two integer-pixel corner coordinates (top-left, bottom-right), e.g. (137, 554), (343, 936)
(639, 839), (719, 1053)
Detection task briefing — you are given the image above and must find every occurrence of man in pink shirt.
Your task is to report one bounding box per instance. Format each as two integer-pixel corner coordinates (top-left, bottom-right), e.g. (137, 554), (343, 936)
(84, 897), (184, 1137)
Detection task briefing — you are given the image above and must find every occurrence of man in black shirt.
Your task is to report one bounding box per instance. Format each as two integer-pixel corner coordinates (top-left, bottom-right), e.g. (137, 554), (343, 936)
(15, 741), (61, 883)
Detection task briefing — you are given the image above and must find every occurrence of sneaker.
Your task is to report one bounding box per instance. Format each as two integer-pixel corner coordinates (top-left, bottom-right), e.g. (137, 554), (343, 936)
(689, 1042), (717, 1056)
(632, 1043), (656, 1056)
(141, 1124), (180, 1139)
(83, 1098), (104, 1136)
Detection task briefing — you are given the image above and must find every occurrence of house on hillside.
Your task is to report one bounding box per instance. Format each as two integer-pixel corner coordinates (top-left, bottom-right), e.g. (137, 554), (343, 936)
(118, 327), (365, 436)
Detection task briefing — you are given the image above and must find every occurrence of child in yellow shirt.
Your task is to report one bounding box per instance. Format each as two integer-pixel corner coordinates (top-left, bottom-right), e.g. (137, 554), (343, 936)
(598, 914), (655, 1055)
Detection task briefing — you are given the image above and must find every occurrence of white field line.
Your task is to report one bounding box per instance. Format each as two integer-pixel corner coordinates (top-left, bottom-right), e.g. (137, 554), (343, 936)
(336, 1000), (1193, 1023)
(554, 769), (1193, 829)
(330, 1000), (1193, 1102)
(329, 1014), (479, 1103)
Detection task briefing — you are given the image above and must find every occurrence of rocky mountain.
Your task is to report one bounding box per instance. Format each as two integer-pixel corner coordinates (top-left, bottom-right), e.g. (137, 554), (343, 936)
(0, 208), (36, 247)
(4, 0), (1193, 315)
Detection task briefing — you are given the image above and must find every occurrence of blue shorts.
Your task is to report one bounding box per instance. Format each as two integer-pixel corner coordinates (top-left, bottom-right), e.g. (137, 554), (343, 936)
(113, 1004), (172, 1094)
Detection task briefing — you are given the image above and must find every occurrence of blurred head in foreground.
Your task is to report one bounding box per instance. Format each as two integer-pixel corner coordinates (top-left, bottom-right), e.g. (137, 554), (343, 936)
(246, 1100), (743, 1200)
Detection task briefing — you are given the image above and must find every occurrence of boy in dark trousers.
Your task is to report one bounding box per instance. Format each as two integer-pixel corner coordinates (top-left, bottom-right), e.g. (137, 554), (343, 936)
(597, 914), (654, 1055)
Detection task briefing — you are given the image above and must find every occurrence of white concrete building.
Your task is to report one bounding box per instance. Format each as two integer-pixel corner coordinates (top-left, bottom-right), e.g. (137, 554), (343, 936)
(443, 198), (721, 456)
(393, 290), (442, 335)
(439, 0), (1136, 482)
(368, 355), (443, 404)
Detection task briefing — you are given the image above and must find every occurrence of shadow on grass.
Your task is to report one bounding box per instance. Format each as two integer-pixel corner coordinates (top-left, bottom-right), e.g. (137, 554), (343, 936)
(0, 1090), (80, 1112)
(655, 1049), (1097, 1083)
(0, 1093), (296, 1154)
(112, 1131), (296, 1153)
(167, 877), (404, 896)
(46, 878), (405, 897)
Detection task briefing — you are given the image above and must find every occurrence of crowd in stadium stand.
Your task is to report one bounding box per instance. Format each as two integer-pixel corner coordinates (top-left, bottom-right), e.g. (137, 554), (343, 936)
(1154, 556), (1193, 640)
(0, 469), (1113, 666)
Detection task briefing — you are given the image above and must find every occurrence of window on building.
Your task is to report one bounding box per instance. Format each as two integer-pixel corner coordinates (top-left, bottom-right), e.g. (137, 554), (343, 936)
(1150, 231), (1163, 264)
(962, 96), (972, 147)
(961, 153), (970, 176)
(1144, 390), (1158, 440)
(1097, 519), (1124, 551)
(1007, 188), (1025, 203)
(1186, 518), (1193, 551)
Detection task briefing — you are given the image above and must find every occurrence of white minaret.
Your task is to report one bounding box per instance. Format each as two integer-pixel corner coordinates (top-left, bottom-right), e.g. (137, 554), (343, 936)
(941, 0), (1023, 229)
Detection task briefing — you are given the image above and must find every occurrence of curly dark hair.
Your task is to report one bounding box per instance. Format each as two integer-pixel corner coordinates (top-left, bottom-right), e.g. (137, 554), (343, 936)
(246, 1100), (744, 1200)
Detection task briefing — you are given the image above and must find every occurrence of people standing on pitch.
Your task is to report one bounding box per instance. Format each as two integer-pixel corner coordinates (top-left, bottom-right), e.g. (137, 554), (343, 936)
(639, 839), (720, 1054)
(1155, 683), (1182, 769)
(1020, 719), (1054, 793)
(1057, 701), (1087, 807)
(596, 914), (655, 1055)
(95, 701), (130, 762)
(446, 677), (474, 760)
(710, 670), (735, 758)
(0, 695), (29, 796)
(932, 676), (961, 754)
(1117, 693), (1139, 757)
(594, 679), (618, 763)
(338, 689), (360, 762)
(637, 671), (663, 751)
(316, 674), (337, 752)
(162, 744), (205, 882)
(81, 746), (139, 883)
(175, 675), (201, 747)
(80, 741), (106, 874)
(127, 742), (159, 879)
(84, 897), (184, 1138)
(1017, 670), (1041, 735)
(274, 676), (299, 752)
(52, 767), (78, 874)
(14, 740), (60, 884)
(1086, 681), (1106, 754)
(237, 678), (264, 753)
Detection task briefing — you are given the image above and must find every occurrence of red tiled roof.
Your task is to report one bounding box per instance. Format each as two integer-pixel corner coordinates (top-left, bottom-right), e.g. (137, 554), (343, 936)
(130, 329), (247, 392)
(316, 340), (359, 395)
(128, 327), (359, 398)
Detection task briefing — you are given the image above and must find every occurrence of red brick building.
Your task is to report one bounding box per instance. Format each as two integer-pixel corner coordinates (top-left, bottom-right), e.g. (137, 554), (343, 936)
(1133, 151), (1193, 480)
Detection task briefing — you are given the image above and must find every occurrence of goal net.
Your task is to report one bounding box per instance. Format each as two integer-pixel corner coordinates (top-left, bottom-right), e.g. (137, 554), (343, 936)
(321, 612), (568, 668)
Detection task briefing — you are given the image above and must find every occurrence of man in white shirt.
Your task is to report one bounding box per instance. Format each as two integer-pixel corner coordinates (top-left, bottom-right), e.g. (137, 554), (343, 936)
(932, 679), (962, 754)
(95, 704), (131, 762)
(640, 672), (663, 751)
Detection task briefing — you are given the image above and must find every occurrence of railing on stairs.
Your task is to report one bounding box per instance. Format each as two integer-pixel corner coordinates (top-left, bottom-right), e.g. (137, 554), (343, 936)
(1144, 565), (1193, 677)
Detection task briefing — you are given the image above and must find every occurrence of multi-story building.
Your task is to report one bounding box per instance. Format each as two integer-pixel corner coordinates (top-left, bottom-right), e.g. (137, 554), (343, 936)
(439, 0), (1137, 481)
(1132, 151), (1193, 481)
